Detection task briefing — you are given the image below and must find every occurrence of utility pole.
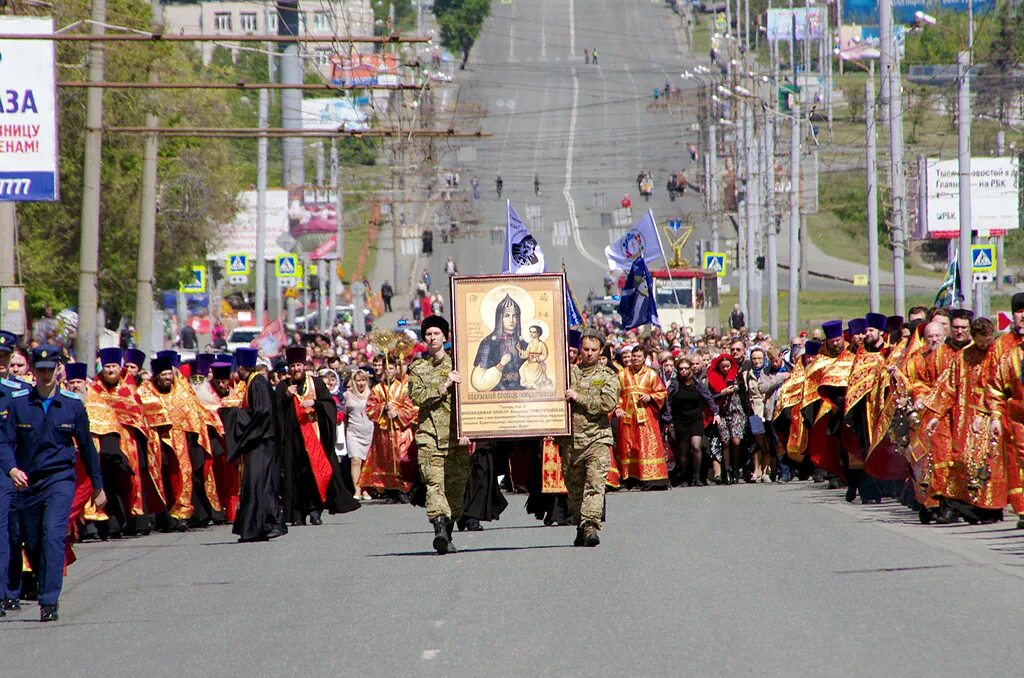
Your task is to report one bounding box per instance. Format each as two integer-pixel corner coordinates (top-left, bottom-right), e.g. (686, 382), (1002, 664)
(957, 49), (974, 312)
(77, 0), (107, 372)
(134, 0), (162, 357)
(879, 0), (906, 314)
(787, 99), (800, 338)
(709, 122), (719, 252)
(764, 106), (778, 339)
(278, 0), (303, 187)
(744, 94), (761, 330)
(865, 70), (880, 313)
(737, 100), (748, 326)
(255, 83), (269, 328)
(996, 129), (1005, 290)
(333, 141), (345, 319)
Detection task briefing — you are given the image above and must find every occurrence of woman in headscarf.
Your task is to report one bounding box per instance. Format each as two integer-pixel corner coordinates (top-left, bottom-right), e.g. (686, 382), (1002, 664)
(343, 368), (374, 500)
(707, 353), (745, 484)
(471, 293), (528, 392)
(318, 367), (357, 498)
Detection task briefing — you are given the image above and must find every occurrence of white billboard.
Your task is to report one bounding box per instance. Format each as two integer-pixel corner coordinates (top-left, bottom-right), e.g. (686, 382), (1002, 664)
(207, 190), (290, 262)
(924, 157), (1020, 237)
(0, 17), (59, 201)
(299, 97), (369, 132)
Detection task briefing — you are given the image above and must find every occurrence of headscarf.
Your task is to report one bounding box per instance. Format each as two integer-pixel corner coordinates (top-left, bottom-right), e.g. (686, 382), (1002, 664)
(346, 367), (371, 404)
(707, 353), (738, 394)
(318, 368), (341, 396)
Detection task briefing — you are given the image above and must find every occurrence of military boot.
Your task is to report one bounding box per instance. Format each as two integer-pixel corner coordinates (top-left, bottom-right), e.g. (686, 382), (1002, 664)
(445, 518), (457, 553)
(582, 525), (601, 547)
(431, 516), (449, 554)
(573, 526), (586, 547)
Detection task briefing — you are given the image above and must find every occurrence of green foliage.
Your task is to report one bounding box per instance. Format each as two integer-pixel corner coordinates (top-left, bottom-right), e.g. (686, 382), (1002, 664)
(434, 0), (491, 69)
(16, 0), (247, 322)
(372, 0), (416, 36)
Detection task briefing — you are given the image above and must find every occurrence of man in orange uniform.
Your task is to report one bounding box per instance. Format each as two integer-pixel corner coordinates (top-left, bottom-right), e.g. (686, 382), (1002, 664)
(614, 345), (668, 487)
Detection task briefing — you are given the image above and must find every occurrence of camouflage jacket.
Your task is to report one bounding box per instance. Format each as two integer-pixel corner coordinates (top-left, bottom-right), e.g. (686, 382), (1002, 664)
(409, 352), (458, 450)
(571, 362), (620, 448)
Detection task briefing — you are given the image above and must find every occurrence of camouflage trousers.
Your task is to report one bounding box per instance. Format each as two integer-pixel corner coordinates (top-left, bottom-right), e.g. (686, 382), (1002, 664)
(418, 444), (470, 520)
(561, 439), (610, 530)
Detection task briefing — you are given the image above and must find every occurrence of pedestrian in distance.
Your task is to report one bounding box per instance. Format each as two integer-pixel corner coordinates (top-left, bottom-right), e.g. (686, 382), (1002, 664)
(381, 281), (394, 313)
(584, 48), (589, 64)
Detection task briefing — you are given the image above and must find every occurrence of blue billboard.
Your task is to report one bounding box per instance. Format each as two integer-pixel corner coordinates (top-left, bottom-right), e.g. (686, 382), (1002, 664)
(843, 0), (995, 25)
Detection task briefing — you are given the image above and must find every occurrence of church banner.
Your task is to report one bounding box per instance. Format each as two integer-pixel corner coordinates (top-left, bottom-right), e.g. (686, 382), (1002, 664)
(451, 273), (571, 439)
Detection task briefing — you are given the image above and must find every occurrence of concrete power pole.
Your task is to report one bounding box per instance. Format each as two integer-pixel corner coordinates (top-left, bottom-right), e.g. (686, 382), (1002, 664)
(278, 0), (304, 187)
(333, 142), (345, 320)
(996, 129), (1005, 290)
(77, 0), (107, 372)
(879, 0), (907, 315)
(254, 84), (269, 328)
(134, 0), (163, 358)
(865, 72), (880, 313)
(764, 107), (778, 339)
(744, 96), (761, 330)
(709, 122), (719, 252)
(957, 50), (975, 312)
(787, 99), (800, 338)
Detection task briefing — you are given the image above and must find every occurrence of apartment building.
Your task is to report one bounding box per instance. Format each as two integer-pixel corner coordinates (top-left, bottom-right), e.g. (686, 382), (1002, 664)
(161, 0), (374, 67)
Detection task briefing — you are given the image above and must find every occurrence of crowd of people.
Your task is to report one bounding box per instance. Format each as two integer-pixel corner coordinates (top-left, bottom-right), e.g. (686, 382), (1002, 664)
(3, 290), (1024, 622)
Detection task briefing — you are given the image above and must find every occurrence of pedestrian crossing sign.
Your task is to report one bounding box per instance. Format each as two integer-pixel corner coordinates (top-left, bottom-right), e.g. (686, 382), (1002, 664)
(971, 244), (996, 273)
(275, 253), (298, 278)
(226, 253), (249, 275)
(179, 265), (206, 294)
(704, 252), (727, 278)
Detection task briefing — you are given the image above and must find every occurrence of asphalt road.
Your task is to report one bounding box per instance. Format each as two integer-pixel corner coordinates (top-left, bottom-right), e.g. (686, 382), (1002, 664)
(6, 481), (1024, 676)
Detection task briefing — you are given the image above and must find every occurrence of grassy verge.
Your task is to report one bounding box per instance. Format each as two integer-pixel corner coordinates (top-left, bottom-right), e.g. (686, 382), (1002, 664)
(719, 288), (1015, 334)
(691, 16), (710, 57)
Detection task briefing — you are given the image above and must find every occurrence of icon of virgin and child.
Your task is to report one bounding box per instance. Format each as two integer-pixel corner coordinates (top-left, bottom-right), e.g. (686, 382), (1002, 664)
(470, 289), (554, 393)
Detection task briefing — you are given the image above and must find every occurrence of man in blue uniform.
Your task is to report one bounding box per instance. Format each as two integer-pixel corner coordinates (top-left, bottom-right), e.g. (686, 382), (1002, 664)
(1, 346), (106, 621)
(0, 330), (23, 617)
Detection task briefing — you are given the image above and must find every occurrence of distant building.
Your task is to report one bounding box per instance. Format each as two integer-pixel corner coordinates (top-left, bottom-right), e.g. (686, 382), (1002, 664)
(161, 0), (374, 67)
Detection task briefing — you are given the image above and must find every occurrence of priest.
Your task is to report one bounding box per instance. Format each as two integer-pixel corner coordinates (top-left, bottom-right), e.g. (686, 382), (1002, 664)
(276, 346), (359, 526)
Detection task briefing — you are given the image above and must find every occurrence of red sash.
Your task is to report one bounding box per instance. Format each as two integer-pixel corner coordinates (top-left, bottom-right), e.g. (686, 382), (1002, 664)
(293, 379), (332, 502)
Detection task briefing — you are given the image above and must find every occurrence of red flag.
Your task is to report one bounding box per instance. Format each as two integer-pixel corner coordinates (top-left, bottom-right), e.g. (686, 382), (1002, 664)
(251, 317), (288, 357)
(998, 311), (1012, 332)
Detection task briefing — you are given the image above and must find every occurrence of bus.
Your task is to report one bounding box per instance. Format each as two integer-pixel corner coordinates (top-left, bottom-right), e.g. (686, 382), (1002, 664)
(649, 268), (720, 334)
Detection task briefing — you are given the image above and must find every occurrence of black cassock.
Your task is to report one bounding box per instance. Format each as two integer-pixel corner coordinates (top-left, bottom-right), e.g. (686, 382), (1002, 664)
(275, 375), (360, 523)
(461, 442), (509, 523)
(225, 373), (282, 541)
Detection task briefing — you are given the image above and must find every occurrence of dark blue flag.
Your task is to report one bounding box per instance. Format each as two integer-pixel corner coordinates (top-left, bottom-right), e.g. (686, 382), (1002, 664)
(618, 257), (660, 330)
(562, 266), (587, 329)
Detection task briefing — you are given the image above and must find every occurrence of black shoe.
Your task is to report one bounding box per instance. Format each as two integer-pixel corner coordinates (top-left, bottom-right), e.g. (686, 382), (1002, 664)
(845, 485), (857, 503)
(935, 507), (960, 525)
(1, 598), (20, 611)
(919, 508), (935, 525)
(40, 605), (58, 622)
(464, 519), (483, 531)
(266, 528), (286, 540)
(573, 526), (586, 547)
(308, 512), (323, 526)
(431, 516), (449, 555)
(582, 525), (601, 547)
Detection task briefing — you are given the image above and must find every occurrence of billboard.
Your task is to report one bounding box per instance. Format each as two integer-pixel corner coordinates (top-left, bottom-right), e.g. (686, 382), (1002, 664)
(300, 97), (369, 132)
(837, 24), (906, 61)
(843, 0), (995, 25)
(207, 190), (290, 262)
(0, 17), (59, 201)
(766, 8), (826, 42)
(923, 157), (1021, 237)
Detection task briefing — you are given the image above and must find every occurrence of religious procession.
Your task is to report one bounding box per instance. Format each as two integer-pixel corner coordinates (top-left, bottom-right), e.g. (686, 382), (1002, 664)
(4, 279), (1024, 623)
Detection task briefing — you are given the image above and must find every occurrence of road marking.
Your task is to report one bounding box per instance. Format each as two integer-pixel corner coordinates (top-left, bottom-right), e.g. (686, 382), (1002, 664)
(568, 0), (574, 57)
(540, 0), (546, 61)
(624, 64), (642, 166)
(421, 650), (440, 660)
(562, 65), (604, 269)
(509, 24), (515, 63)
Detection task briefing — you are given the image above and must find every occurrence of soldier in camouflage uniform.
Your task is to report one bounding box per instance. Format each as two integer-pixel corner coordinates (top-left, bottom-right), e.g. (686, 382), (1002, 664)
(409, 315), (471, 555)
(563, 330), (620, 547)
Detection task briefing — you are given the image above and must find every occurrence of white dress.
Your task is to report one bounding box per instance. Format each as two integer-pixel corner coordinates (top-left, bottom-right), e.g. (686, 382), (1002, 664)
(343, 390), (374, 460)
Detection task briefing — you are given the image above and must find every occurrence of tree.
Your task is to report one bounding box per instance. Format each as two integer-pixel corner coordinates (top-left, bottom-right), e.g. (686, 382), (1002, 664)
(15, 0), (245, 322)
(434, 0), (491, 70)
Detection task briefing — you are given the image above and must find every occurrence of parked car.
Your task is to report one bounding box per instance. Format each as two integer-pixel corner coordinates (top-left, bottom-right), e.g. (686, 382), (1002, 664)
(226, 326), (262, 352)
